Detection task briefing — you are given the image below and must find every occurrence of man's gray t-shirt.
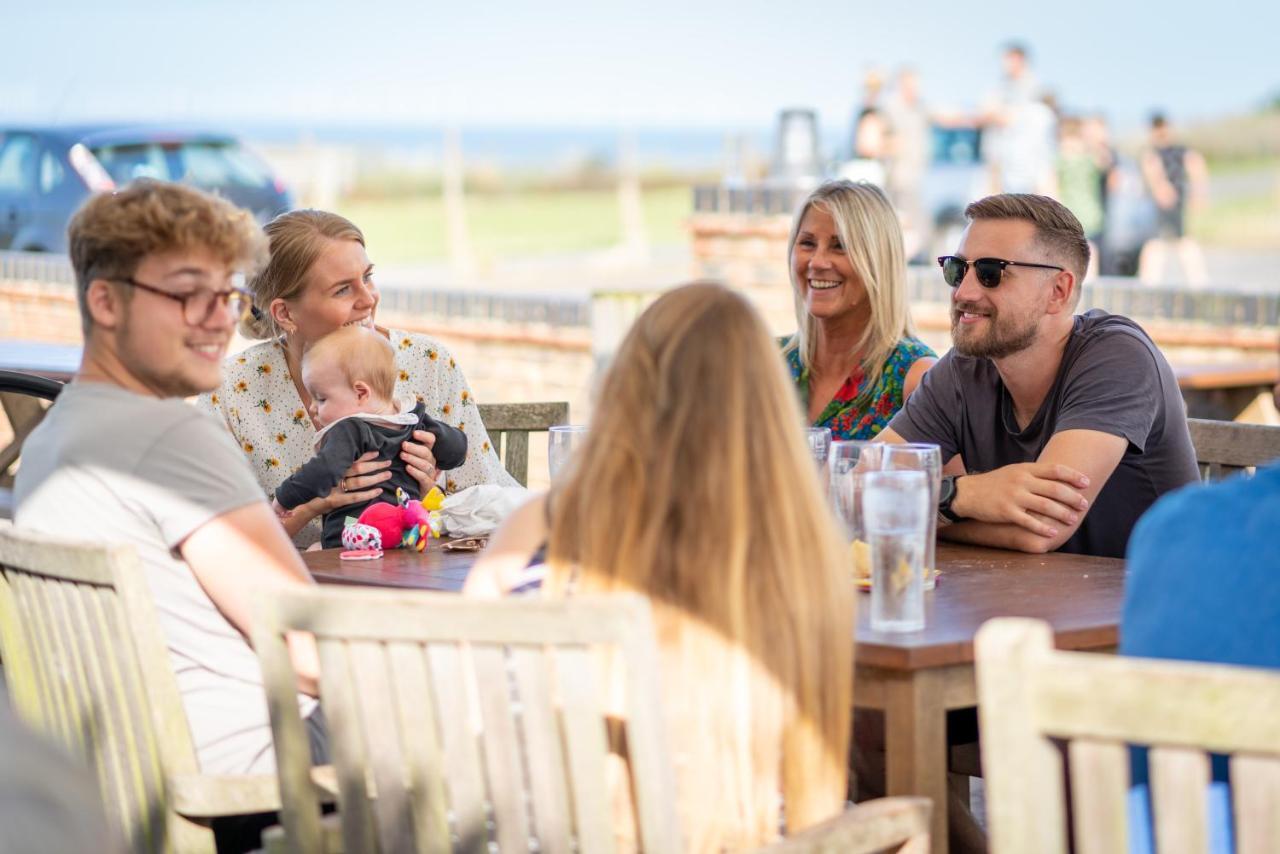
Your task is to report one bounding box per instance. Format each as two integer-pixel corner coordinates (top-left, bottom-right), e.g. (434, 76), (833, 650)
(14, 381), (317, 775)
(888, 310), (1200, 558)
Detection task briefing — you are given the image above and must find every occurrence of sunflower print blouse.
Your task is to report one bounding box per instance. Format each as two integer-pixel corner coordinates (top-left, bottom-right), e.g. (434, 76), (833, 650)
(782, 336), (936, 440)
(196, 329), (519, 548)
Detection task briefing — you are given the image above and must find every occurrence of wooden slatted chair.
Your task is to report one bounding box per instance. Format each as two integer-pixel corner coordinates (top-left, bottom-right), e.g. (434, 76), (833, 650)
(0, 522), (286, 854)
(254, 588), (932, 854)
(976, 617), (1280, 854)
(476, 401), (569, 486)
(1187, 417), (1280, 481)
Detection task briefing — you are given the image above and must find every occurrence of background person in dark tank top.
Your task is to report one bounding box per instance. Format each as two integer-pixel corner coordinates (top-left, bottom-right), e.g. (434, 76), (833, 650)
(882, 193), (1199, 558)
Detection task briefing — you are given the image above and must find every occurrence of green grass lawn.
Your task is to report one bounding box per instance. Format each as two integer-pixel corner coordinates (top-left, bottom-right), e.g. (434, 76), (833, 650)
(1191, 192), (1280, 249)
(335, 186), (693, 264)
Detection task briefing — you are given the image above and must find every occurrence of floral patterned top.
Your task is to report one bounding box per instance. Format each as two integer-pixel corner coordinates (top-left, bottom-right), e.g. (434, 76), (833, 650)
(783, 336), (936, 440)
(196, 329), (518, 548)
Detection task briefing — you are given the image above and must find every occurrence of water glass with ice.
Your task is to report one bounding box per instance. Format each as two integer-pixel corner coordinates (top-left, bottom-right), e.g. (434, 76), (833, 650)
(863, 470), (930, 633)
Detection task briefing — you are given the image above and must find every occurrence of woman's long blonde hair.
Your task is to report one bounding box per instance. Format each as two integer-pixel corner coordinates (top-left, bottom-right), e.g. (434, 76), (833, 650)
(784, 180), (914, 403)
(546, 282), (853, 851)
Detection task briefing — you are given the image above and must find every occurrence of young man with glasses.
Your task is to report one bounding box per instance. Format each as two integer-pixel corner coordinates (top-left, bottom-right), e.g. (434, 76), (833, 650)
(15, 182), (326, 815)
(880, 193), (1199, 557)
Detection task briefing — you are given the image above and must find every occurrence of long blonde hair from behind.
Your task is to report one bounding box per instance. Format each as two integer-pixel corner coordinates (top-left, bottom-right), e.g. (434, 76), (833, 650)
(545, 282), (853, 852)
(784, 180), (915, 404)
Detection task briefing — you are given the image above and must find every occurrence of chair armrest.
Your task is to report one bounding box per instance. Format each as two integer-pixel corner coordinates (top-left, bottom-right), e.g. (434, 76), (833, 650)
(171, 765), (339, 818)
(754, 796), (932, 853)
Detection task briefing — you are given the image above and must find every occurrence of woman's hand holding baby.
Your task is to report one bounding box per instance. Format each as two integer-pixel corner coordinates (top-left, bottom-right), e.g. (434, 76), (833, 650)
(402, 430), (440, 494)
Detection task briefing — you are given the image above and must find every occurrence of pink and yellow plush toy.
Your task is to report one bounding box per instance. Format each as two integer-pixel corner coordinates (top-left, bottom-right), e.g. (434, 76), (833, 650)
(340, 487), (445, 553)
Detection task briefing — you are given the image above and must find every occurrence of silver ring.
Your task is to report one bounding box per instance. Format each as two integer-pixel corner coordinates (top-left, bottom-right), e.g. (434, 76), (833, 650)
(340, 478), (349, 493)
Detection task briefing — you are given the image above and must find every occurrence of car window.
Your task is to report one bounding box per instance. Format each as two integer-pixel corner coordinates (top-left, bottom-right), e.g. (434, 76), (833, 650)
(0, 134), (37, 193)
(90, 144), (170, 183)
(39, 151), (66, 194)
(176, 142), (273, 190)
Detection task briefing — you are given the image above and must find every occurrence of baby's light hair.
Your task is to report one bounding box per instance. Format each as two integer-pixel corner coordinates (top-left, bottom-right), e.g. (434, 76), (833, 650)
(302, 326), (397, 403)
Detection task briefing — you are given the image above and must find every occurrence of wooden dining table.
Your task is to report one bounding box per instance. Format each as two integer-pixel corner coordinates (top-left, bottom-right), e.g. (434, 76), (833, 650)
(301, 538), (1126, 854)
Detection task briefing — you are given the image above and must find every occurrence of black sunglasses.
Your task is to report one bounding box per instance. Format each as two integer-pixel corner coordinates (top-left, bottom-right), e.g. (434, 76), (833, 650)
(937, 256), (1064, 289)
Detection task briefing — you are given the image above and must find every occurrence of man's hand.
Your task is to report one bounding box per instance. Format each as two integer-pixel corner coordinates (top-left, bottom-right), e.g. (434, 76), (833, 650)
(952, 462), (1090, 539)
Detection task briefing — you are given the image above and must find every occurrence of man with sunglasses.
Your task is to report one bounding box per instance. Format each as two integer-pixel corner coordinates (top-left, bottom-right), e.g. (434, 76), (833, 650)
(15, 181), (327, 846)
(881, 193), (1199, 558)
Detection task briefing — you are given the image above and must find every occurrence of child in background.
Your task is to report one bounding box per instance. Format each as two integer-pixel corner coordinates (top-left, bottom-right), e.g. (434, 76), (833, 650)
(272, 326), (467, 547)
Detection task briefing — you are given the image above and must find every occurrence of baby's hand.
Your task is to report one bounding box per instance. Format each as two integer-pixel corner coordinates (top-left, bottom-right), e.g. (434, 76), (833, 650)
(271, 498), (293, 520)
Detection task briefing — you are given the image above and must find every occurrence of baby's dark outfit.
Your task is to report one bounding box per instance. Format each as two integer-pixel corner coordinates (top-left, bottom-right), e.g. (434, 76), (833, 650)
(274, 400), (467, 547)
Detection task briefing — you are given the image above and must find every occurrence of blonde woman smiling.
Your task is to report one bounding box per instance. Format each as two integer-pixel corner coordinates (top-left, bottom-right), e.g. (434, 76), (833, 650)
(783, 180), (935, 439)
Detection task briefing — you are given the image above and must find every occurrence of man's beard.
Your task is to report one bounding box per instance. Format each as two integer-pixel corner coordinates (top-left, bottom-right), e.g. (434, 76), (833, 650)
(950, 302), (1039, 359)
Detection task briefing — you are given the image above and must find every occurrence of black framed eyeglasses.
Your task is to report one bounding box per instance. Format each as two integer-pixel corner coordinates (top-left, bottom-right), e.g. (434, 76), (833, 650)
(937, 256), (1064, 289)
(113, 277), (253, 326)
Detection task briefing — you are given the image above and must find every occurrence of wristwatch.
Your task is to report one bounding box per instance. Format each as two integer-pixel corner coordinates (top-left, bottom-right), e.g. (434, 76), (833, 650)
(938, 475), (962, 523)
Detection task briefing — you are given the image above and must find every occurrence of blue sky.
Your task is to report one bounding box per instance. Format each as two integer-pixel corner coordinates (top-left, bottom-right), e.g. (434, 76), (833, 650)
(3, 0), (1275, 134)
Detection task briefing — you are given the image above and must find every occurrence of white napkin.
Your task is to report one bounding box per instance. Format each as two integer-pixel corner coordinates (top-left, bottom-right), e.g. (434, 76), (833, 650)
(438, 484), (527, 536)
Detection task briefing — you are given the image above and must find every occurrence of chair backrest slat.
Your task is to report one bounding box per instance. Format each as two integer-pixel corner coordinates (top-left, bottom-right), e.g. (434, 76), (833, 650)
(426, 642), (490, 854)
(472, 645), (533, 851)
(476, 401), (569, 486)
(1232, 755), (1280, 854)
(385, 640), (452, 854)
(315, 638), (380, 854)
(509, 646), (573, 854)
(1149, 746), (1210, 854)
(351, 638), (420, 854)
(1066, 739), (1128, 854)
(554, 644), (617, 853)
(256, 589), (677, 854)
(978, 617), (1280, 854)
(1187, 418), (1280, 480)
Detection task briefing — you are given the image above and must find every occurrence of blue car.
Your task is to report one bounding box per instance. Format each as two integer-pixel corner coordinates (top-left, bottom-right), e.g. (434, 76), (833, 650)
(0, 124), (293, 253)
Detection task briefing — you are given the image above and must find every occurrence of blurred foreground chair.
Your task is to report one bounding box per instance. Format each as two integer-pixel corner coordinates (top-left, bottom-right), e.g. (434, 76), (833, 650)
(1187, 417), (1280, 480)
(0, 371), (64, 519)
(976, 617), (1280, 854)
(255, 588), (931, 854)
(0, 521), (288, 854)
(476, 401), (569, 486)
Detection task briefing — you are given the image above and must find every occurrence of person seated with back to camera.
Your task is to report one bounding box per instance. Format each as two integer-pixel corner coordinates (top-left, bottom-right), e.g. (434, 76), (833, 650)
(271, 324), (466, 548)
(879, 192), (1199, 558)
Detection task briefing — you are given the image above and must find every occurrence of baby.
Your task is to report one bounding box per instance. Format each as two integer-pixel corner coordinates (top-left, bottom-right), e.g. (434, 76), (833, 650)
(272, 325), (467, 548)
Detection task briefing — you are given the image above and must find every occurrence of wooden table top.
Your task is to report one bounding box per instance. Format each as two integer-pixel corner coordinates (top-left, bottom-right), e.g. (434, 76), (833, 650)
(302, 540), (1125, 674)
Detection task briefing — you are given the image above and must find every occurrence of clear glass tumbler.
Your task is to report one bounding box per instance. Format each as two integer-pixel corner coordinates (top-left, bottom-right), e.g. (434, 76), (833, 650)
(863, 469), (929, 633)
(881, 443), (942, 590)
(547, 425), (589, 481)
(805, 426), (833, 493)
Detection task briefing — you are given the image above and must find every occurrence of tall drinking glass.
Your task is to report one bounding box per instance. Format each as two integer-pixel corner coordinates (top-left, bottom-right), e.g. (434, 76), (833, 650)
(827, 441), (885, 581)
(863, 470), (929, 632)
(881, 443), (942, 590)
(547, 425), (589, 481)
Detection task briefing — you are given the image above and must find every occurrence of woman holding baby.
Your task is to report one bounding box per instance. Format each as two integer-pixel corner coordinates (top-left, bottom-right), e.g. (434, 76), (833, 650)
(198, 210), (516, 548)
